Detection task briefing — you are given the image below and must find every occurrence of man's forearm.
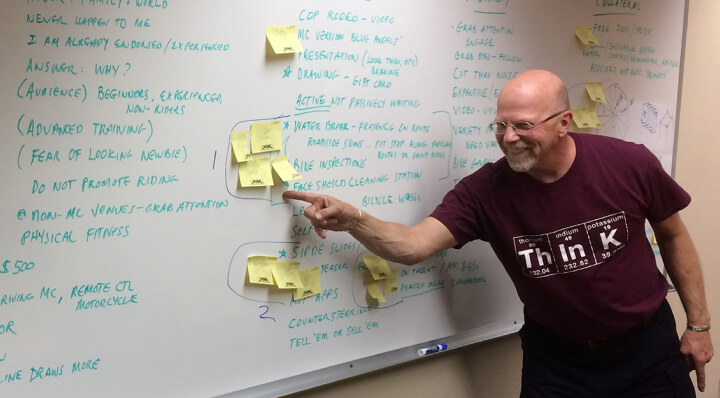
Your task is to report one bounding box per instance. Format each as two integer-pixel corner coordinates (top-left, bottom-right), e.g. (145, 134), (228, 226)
(349, 213), (457, 265)
(282, 190), (457, 265)
(660, 232), (710, 326)
(349, 215), (424, 265)
(654, 214), (710, 326)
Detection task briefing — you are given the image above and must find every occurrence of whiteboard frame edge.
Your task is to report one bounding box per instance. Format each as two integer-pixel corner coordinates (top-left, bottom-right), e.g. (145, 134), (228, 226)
(215, 319), (523, 398)
(671, 0), (690, 179)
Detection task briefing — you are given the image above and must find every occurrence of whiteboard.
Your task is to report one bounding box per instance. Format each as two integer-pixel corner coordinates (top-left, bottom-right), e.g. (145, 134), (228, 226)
(0, 1), (686, 397)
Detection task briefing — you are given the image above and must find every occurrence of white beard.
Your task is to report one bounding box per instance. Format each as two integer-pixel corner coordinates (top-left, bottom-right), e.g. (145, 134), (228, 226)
(503, 142), (540, 172)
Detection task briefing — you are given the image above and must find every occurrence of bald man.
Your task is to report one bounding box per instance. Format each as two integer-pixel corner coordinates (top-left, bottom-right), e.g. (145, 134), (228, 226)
(283, 70), (713, 397)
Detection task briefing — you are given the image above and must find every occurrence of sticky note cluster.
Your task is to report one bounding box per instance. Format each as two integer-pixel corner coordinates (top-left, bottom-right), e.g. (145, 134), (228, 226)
(247, 256), (321, 300)
(568, 82), (608, 130)
(570, 24), (605, 130)
(231, 120), (302, 188)
(362, 255), (398, 303)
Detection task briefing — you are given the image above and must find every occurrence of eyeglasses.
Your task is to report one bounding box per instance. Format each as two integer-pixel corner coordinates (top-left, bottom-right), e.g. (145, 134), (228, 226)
(489, 110), (567, 136)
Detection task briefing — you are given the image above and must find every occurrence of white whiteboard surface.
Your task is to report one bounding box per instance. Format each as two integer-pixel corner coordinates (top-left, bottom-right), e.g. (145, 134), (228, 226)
(0, 1), (686, 397)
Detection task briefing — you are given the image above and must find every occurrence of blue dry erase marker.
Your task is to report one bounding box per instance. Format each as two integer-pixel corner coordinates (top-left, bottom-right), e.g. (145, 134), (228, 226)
(418, 343), (448, 356)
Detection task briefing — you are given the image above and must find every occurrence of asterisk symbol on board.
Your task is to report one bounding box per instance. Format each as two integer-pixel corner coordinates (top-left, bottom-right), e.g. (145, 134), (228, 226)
(278, 249), (287, 259)
(282, 66), (292, 78)
(283, 121), (290, 129)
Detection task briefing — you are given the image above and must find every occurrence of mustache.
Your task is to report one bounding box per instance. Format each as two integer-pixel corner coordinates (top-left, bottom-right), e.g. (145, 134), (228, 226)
(504, 141), (531, 150)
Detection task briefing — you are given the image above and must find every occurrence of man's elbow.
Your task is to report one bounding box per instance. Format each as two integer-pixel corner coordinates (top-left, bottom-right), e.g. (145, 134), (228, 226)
(392, 243), (440, 265)
(394, 219), (455, 265)
(651, 213), (688, 241)
(395, 253), (429, 266)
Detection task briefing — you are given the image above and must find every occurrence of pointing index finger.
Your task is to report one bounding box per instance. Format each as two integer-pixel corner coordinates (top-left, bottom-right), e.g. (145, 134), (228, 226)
(282, 190), (317, 203)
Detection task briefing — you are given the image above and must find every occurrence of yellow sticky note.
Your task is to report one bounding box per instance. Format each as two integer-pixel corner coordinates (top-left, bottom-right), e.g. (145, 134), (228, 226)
(367, 280), (387, 303)
(383, 267), (398, 294)
(585, 82), (607, 103)
(272, 155), (302, 182)
(266, 25), (304, 54)
(247, 256), (277, 285)
(293, 266), (321, 301)
(652, 233), (657, 244)
(238, 157), (273, 187)
(272, 261), (304, 289)
(363, 255), (392, 280)
(575, 26), (600, 46)
(250, 120), (282, 154)
(571, 107), (601, 129)
(231, 131), (251, 163)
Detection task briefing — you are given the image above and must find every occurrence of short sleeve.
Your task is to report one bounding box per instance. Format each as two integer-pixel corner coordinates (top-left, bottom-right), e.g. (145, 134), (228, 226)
(429, 173), (489, 247)
(641, 147), (691, 223)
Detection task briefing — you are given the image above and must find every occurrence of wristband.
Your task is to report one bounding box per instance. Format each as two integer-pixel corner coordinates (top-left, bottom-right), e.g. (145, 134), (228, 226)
(687, 324), (711, 332)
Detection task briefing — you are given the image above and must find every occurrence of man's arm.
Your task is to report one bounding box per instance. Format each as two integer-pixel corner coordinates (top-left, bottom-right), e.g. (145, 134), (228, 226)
(282, 191), (458, 264)
(652, 212), (714, 391)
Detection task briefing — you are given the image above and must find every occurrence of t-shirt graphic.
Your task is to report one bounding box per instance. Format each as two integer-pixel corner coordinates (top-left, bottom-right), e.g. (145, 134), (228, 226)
(513, 211), (628, 278)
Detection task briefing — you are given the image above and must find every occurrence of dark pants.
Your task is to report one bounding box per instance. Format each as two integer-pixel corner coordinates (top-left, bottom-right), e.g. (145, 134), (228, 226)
(519, 300), (695, 398)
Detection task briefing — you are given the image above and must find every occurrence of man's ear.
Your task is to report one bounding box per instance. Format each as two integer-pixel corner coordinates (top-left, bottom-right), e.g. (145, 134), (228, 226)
(558, 111), (573, 136)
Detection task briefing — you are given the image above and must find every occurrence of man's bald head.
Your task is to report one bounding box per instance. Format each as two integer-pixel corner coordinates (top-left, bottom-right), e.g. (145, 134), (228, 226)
(498, 70), (570, 114)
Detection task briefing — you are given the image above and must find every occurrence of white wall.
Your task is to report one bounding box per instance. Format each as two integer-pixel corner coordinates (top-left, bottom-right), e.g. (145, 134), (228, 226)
(669, 1), (720, 397)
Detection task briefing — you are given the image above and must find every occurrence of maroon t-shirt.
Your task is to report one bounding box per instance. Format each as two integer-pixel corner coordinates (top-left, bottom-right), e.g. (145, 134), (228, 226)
(430, 132), (690, 341)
